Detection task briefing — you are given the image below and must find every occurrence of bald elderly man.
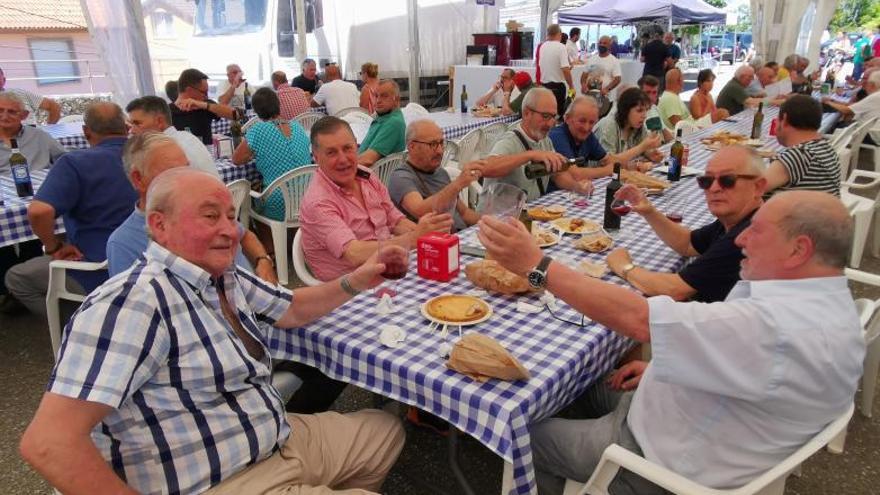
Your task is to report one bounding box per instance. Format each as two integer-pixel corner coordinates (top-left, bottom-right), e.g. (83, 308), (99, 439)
(358, 80), (406, 167)
(311, 64), (360, 117)
(607, 145), (765, 303)
(657, 68), (728, 129)
(478, 189), (863, 495)
(21, 166), (405, 495)
(716, 65), (764, 115)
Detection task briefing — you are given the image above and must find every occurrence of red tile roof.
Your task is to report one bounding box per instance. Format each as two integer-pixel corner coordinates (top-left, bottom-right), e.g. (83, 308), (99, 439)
(0, 0), (87, 31)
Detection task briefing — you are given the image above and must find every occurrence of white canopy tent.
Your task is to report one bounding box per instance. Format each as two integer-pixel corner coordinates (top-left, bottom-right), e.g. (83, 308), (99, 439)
(750, 0), (838, 70)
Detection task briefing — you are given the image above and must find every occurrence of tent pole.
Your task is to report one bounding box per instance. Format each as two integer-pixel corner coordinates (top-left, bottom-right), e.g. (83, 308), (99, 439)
(407, 0), (421, 104)
(698, 24), (703, 69)
(668, 16), (672, 32)
(295, 0), (307, 63)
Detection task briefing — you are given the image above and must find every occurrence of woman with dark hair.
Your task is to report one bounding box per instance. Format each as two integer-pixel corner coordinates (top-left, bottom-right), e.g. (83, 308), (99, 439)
(690, 69), (718, 120)
(232, 87), (311, 223)
(595, 87), (664, 166)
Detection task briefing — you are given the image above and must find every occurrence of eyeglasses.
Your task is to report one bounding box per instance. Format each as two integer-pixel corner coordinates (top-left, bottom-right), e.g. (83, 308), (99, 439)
(526, 106), (557, 121)
(412, 139), (445, 149)
(696, 174), (760, 190)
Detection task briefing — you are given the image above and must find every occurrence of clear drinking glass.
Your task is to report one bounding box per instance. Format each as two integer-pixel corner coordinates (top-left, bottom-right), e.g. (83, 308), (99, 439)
(476, 182), (527, 220)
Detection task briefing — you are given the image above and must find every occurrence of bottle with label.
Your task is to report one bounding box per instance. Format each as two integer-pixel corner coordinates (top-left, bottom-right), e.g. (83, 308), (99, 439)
(750, 101), (764, 140)
(230, 114), (243, 149)
(460, 85), (468, 113)
(10, 139), (34, 197)
(523, 156), (585, 180)
(243, 82), (252, 111)
(667, 128), (684, 182)
(603, 163), (623, 230)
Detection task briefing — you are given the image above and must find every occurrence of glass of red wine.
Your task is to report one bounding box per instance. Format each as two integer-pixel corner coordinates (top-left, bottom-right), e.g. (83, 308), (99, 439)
(609, 198), (633, 240)
(375, 234), (410, 298)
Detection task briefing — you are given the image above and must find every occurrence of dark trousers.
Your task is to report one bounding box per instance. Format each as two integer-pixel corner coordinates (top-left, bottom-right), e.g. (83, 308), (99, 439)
(273, 360), (348, 414)
(0, 240), (42, 295)
(543, 82), (567, 118)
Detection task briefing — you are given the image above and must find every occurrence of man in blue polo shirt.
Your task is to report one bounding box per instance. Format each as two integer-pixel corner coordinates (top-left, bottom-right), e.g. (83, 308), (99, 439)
(357, 80), (406, 167)
(5, 102), (136, 315)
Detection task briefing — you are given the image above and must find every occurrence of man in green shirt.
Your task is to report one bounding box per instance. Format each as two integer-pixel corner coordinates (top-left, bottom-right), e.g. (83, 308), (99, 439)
(510, 71), (537, 114)
(716, 65), (762, 116)
(358, 80), (406, 166)
(657, 69), (728, 129)
(853, 32), (872, 81)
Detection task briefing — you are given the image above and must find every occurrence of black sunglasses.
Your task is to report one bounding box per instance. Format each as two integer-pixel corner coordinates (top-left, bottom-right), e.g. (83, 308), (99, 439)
(696, 174), (760, 190)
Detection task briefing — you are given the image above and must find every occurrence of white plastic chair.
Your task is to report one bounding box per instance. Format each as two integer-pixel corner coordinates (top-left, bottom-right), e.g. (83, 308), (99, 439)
(292, 229), (322, 287)
(335, 106), (372, 118)
(249, 165), (317, 285)
(241, 116), (261, 134)
(227, 179), (251, 225)
(840, 168), (880, 267)
(336, 106), (374, 126)
(477, 122), (507, 158)
(453, 128), (483, 169)
(57, 114), (84, 124)
(46, 260), (109, 360)
(844, 267), (880, 418)
(673, 119), (700, 138)
(402, 102), (429, 119)
(860, 125), (880, 173)
(838, 117), (877, 180)
(293, 112), (324, 133)
(567, 403), (853, 495)
(371, 152), (406, 187)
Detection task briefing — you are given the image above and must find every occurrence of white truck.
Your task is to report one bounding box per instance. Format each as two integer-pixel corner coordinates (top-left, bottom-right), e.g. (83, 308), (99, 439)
(188, 0), (499, 87)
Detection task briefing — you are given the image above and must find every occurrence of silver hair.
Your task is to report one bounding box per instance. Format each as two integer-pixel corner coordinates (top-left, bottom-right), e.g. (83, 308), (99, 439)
(734, 65), (754, 78)
(145, 168), (221, 236)
(226, 63), (240, 73)
(564, 95), (598, 118)
(775, 193), (853, 269)
(380, 79), (400, 97)
(522, 86), (555, 114)
(749, 57), (764, 71)
(0, 91), (25, 112)
(783, 54), (799, 70)
(405, 118), (440, 144)
(122, 131), (180, 178)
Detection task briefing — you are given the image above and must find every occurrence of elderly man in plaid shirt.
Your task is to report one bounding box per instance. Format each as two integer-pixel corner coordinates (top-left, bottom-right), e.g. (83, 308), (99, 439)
(20, 167), (404, 494)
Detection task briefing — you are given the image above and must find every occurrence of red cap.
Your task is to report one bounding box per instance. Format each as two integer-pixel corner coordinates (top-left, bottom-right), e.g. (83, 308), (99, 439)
(513, 71), (532, 90)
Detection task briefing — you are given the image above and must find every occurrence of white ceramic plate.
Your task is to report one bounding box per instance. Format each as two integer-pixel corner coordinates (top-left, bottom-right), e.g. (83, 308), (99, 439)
(551, 217), (602, 235)
(421, 294), (493, 327)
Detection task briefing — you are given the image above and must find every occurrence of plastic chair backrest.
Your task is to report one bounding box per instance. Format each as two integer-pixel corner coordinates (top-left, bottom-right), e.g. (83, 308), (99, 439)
(456, 128), (483, 165)
(293, 112), (324, 132)
(226, 179), (251, 221)
(241, 116), (261, 134)
(478, 122), (507, 157)
(256, 164), (317, 223)
(846, 117), (879, 174)
(403, 102), (429, 118)
(442, 140), (460, 169)
(335, 106), (371, 118)
(372, 152), (406, 187)
(846, 268), (880, 343)
(58, 114), (84, 124)
(292, 229), (322, 286)
(46, 260), (108, 360)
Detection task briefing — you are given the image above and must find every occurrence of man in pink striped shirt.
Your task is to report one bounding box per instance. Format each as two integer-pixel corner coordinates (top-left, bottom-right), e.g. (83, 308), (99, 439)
(300, 116), (452, 281)
(272, 71), (311, 120)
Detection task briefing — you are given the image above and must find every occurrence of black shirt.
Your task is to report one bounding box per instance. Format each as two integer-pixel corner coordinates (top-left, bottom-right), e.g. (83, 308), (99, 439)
(291, 75), (320, 94)
(642, 40), (669, 77)
(170, 99), (220, 144)
(678, 210), (756, 303)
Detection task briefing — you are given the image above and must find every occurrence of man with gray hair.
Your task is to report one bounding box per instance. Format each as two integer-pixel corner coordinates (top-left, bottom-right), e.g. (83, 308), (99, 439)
(0, 91), (65, 174)
(716, 65), (763, 115)
(4, 102), (137, 315)
(822, 69), (880, 145)
(482, 87), (572, 200)
(21, 166), (405, 495)
(607, 145), (766, 304)
(478, 188), (863, 495)
(292, 58), (321, 95)
(357, 79), (406, 166)
(217, 63), (249, 113)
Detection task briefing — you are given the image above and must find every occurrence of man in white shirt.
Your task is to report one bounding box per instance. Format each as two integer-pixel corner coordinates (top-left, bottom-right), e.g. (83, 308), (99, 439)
(311, 65), (360, 116)
(125, 96), (220, 178)
(538, 24), (574, 117)
(474, 68), (520, 115)
(823, 69), (880, 144)
(587, 36), (623, 101)
(477, 189), (864, 495)
(216, 64), (249, 113)
(566, 28), (582, 65)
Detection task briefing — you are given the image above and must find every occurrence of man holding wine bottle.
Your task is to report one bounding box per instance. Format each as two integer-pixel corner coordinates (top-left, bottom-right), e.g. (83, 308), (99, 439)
(606, 146), (766, 303)
(301, 117), (452, 282)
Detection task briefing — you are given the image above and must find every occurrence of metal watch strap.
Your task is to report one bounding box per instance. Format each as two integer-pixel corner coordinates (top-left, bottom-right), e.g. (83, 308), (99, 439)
(340, 276), (361, 297)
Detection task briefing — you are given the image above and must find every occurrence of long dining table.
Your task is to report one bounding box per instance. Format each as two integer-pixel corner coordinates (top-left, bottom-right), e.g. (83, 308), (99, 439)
(264, 109), (792, 494)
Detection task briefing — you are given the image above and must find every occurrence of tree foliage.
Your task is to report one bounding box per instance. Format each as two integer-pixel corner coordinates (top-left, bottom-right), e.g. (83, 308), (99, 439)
(829, 0), (877, 32)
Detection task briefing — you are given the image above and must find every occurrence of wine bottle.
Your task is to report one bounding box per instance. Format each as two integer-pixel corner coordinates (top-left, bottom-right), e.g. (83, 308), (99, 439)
(230, 110), (243, 149)
(10, 139), (34, 197)
(668, 128), (684, 182)
(523, 156), (586, 180)
(750, 101), (764, 140)
(460, 85), (469, 113)
(243, 82), (252, 111)
(603, 163), (623, 230)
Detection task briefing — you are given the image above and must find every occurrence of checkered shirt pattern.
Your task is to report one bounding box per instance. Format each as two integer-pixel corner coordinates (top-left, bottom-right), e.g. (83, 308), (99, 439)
(0, 170), (64, 247)
(48, 242), (295, 495)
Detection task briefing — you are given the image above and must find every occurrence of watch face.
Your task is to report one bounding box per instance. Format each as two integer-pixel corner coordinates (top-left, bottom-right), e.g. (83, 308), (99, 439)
(528, 270), (545, 288)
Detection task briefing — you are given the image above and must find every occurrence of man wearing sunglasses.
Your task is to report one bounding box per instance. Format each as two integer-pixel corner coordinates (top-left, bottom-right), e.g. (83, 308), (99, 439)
(607, 146), (766, 304)
(170, 68), (236, 145)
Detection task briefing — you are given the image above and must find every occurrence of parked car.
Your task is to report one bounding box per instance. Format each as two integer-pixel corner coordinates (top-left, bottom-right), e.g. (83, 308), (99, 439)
(700, 32), (752, 64)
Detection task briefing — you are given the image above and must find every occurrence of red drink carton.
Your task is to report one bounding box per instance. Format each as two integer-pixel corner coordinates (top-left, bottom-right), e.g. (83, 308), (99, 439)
(417, 233), (460, 282)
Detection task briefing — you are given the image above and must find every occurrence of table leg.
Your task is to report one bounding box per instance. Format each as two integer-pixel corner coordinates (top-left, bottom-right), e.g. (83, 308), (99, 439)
(448, 428), (478, 495)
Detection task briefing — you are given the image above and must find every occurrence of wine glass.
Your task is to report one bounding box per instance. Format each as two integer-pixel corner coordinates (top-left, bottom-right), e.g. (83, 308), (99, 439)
(476, 182), (527, 220)
(609, 198), (633, 240)
(374, 233), (410, 298)
(432, 195), (458, 233)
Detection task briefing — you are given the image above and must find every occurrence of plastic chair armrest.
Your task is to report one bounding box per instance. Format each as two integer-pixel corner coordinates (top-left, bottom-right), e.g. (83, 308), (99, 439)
(585, 445), (714, 495)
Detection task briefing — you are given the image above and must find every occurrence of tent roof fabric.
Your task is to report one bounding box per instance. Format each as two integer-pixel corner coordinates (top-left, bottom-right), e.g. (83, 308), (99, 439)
(0, 0), (87, 31)
(558, 0), (726, 25)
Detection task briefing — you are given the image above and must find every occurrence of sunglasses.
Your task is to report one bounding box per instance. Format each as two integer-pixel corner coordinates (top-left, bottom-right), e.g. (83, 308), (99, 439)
(696, 174), (760, 190)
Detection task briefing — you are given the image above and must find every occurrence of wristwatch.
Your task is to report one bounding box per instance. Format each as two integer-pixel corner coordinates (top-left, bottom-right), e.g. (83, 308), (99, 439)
(527, 255), (554, 290)
(620, 263), (637, 281)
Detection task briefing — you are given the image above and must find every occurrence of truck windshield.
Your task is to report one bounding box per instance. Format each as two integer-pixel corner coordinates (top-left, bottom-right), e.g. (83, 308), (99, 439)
(194, 0), (268, 36)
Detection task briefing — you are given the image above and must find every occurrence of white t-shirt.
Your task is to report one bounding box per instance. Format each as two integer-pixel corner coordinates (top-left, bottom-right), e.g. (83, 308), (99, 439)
(216, 80), (247, 110)
(312, 79), (361, 116)
(163, 126), (220, 178)
(487, 86), (521, 108)
(629, 277), (864, 489)
(538, 41), (570, 85)
(565, 40), (580, 63)
(587, 54), (622, 100)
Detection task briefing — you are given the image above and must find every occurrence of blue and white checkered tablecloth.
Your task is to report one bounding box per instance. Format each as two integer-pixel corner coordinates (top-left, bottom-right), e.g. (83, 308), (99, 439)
(0, 170), (64, 248)
(42, 122), (89, 150)
(215, 157), (261, 186)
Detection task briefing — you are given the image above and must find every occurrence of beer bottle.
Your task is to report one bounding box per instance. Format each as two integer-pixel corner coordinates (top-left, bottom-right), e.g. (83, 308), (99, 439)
(750, 102), (764, 140)
(10, 139), (34, 197)
(668, 128), (684, 182)
(603, 163), (622, 230)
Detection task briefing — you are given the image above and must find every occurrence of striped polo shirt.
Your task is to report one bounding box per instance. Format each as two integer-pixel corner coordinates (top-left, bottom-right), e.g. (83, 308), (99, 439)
(775, 138), (841, 197)
(48, 242), (295, 494)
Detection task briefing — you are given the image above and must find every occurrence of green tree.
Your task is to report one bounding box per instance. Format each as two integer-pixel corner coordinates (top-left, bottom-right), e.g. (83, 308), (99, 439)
(829, 0), (872, 32)
(704, 0), (726, 8)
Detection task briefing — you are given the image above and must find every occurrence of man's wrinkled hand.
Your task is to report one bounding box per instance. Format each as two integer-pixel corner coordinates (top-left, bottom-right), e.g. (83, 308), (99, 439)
(477, 215), (542, 277)
(54, 243), (83, 261)
(607, 360), (648, 390)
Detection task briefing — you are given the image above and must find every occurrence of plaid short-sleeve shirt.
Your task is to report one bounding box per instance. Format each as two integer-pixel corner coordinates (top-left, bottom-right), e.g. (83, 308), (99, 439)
(48, 242), (295, 494)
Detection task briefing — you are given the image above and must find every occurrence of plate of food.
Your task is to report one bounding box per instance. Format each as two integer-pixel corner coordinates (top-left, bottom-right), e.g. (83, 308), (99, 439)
(421, 294), (493, 326)
(620, 169), (671, 193)
(528, 204), (566, 221)
(574, 231), (614, 253)
(472, 106), (502, 118)
(700, 131), (749, 148)
(551, 217), (602, 234)
(532, 227), (559, 248)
